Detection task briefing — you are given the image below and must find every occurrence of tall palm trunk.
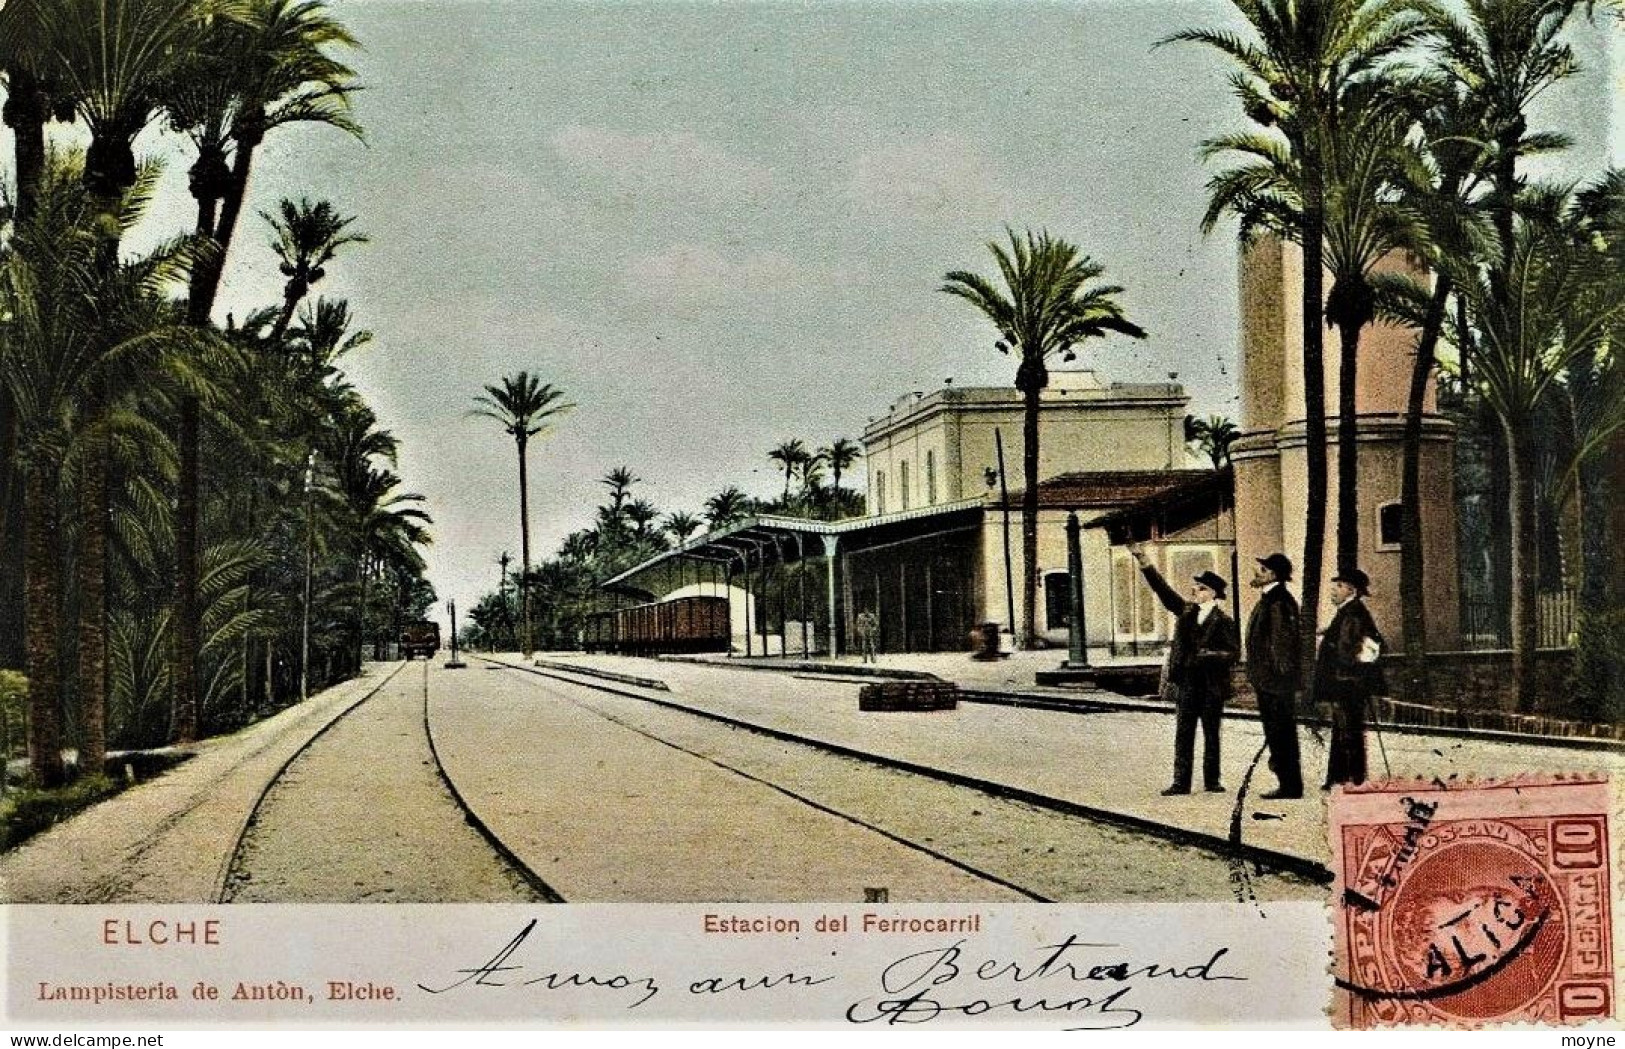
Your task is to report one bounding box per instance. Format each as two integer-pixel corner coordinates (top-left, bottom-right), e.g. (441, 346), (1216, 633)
(1505, 415), (1540, 712)
(4, 66), (47, 225)
(1299, 162), (1330, 691)
(77, 389), (110, 777)
(182, 131), (264, 746)
(517, 436), (532, 658)
(355, 553), (369, 673)
(189, 128), (263, 320)
(1399, 277), (1452, 700)
(267, 283), (305, 346)
(174, 398), (200, 742)
(1020, 381), (1042, 649)
(0, 398), (22, 669)
(23, 465), (65, 787)
(1, 71), (45, 674)
(1335, 316), (1362, 573)
(1575, 454), (1611, 613)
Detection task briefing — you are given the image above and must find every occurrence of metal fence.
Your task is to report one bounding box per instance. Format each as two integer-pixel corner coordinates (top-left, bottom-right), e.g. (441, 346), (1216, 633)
(1460, 588), (1577, 650)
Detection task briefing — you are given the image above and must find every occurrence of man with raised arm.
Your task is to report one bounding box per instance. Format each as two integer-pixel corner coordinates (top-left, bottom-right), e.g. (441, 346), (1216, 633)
(1128, 543), (1239, 796)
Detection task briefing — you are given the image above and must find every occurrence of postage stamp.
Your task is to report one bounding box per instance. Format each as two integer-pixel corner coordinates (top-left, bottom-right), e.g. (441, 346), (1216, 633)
(1329, 775), (1617, 1029)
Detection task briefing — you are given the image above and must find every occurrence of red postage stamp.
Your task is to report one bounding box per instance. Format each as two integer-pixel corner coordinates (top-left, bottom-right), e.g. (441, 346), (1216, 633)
(1329, 775), (1616, 1029)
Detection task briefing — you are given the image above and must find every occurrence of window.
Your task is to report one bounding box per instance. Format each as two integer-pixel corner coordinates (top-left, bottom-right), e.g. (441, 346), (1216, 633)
(1377, 501), (1403, 550)
(926, 450), (937, 505)
(900, 461), (910, 510)
(1045, 572), (1071, 630)
(875, 472), (886, 515)
(1112, 551), (1163, 640)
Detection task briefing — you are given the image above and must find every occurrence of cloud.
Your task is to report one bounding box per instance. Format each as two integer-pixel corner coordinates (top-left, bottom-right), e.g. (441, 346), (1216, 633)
(846, 133), (1011, 222)
(551, 125), (777, 201)
(622, 243), (802, 310)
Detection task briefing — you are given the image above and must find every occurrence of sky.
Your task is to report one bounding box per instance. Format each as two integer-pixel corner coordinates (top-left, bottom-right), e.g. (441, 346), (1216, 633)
(112, 0), (1620, 623)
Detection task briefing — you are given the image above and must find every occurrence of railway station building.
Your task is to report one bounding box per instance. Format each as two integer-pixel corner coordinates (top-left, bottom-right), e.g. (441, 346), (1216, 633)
(598, 371), (1234, 657)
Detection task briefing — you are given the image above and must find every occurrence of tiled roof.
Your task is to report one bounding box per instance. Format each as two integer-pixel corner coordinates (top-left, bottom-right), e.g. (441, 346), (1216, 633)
(1000, 470), (1218, 509)
(1083, 466), (1235, 527)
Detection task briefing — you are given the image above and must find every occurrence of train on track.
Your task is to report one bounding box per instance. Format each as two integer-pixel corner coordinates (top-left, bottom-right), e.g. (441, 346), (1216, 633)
(582, 595), (730, 655)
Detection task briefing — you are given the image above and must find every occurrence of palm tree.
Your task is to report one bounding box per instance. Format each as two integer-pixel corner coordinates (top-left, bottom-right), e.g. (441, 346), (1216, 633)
(703, 487), (752, 530)
(166, 0), (361, 324)
(0, 155), (210, 782)
(767, 439), (809, 501)
(263, 198), (367, 344)
(0, 0), (74, 226)
(1424, 0), (1590, 708)
(1185, 415), (1241, 470)
(37, 0), (213, 221)
(350, 468), (432, 671)
(942, 228), (1145, 647)
(1170, 0), (1429, 678)
(819, 437), (862, 499)
(1447, 178), (1625, 711)
(287, 298), (375, 394)
(161, 0), (359, 747)
(664, 511), (703, 543)
(470, 374), (573, 658)
(600, 466), (639, 514)
(1371, 72), (1494, 698)
(624, 498), (660, 540)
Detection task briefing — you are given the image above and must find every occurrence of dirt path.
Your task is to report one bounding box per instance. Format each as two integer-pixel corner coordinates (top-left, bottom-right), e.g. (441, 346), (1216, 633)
(223, 663), (541, 903)
(1, 667), (399, 903)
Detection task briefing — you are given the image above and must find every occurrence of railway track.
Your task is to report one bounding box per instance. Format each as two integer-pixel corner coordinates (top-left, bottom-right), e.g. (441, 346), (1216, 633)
(216, 655), (1323, 903)
(476, 656), (1331, 892)
(218, 660), (556, 903)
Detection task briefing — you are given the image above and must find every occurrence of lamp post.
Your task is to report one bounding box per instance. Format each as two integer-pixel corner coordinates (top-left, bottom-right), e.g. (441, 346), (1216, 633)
(989, 430), (1016, 646)
(1064, 512), (1089, 668)
(445, 600), (466, 669)
(1036, 511), (1095, 686)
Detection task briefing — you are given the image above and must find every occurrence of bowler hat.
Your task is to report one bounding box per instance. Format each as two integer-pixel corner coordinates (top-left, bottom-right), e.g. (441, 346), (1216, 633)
(1332, 568), (1371, 595)
(1193, 570), (1228, 599)
(1256, 552), (1294, 581)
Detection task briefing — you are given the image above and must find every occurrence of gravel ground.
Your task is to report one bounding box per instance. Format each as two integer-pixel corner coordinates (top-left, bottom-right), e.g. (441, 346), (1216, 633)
(430, 664), (1030, 902)
(507, 669), (1322, 903)
(0, 667), (397, 903)
(223, 663), (541, 903)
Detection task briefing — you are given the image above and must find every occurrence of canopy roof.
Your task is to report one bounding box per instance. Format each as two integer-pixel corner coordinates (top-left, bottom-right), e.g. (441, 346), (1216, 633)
(599, 496), (987, 594)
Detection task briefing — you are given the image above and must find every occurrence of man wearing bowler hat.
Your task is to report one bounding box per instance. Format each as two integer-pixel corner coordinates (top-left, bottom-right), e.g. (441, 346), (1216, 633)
(1316, 567), (1384, 787)
(1247, 553), (1303, 798)
(1128, 543), (1239, 795)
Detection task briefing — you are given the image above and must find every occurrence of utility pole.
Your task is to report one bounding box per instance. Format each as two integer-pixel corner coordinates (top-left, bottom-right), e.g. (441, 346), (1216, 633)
(994, 429), (1016, 647)
(300, 450), (316, 702)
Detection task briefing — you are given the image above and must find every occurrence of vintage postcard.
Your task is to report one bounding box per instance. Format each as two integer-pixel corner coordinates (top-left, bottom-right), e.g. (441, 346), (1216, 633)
(2, 0), (1623, 1033)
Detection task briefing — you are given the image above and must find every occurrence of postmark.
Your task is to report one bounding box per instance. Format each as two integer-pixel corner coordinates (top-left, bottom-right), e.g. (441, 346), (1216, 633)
(1328, 775), (1616, 1029)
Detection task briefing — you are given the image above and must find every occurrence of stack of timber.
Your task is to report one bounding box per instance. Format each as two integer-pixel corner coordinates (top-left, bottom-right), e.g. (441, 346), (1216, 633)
(857, 680), (959, 712)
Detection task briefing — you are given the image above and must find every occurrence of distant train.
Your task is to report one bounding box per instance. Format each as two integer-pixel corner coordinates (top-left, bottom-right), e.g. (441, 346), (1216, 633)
(400, 619), (441, 660)
(582, 595), (730, 655)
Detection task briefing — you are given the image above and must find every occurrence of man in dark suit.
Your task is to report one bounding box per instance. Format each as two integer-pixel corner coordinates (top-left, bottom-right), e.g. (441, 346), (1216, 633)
(1246, 553), (1303, 799)
(1316, 567), (1384, 788)
(1128, 543), (1239, 795)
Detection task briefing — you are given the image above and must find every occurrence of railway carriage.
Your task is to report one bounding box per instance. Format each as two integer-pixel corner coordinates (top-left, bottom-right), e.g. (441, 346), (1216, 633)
(582, 595), (730, 655)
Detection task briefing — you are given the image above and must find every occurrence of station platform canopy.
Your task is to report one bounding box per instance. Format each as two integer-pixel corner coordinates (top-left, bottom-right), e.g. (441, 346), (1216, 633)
(598, 496), (988, 600)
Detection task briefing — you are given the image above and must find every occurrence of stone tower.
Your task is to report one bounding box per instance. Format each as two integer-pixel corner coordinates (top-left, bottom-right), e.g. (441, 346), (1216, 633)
(1230, 234), (1460, 649)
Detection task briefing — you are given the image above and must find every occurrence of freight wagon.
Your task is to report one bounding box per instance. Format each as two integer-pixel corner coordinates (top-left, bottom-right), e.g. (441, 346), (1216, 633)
(582, 595), (731, 655)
